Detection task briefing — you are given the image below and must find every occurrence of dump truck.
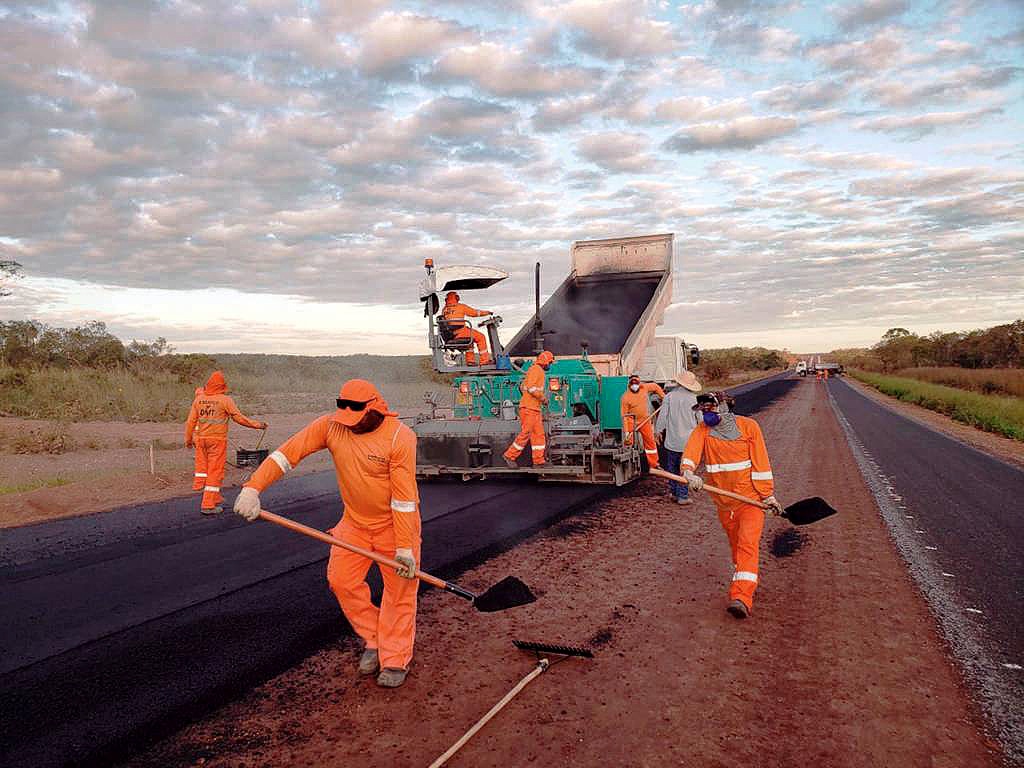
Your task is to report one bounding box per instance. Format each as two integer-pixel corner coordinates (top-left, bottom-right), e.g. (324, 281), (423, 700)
(413, 233), (679, 485)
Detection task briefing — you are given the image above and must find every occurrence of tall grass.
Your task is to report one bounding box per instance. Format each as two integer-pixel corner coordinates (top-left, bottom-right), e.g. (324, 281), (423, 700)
(896, 367), (1024, 399)
(0, 366), (193, 421)
(851, 370), (1024, 442)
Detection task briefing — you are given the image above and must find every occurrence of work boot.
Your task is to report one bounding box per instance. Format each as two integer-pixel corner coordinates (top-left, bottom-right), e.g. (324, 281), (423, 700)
(201, 506), (223, 516)
(727, 599), (750, 619)
(358, 648), (379, 676)
(675, 497), (692, 506)
(377, 667), (408, 688)
(504, 457), (517, 469)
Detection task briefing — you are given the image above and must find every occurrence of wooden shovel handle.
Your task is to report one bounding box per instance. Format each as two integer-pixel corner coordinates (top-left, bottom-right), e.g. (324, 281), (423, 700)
(648, 467), (769, 510)
(257, 509), (447, 590)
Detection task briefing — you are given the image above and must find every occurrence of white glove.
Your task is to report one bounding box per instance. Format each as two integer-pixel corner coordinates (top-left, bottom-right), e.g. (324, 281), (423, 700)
(762, 495), (783, 515)
(683, 470), (703, 492)
(394, 548), (417, 579)
(234, 486), (261, 522)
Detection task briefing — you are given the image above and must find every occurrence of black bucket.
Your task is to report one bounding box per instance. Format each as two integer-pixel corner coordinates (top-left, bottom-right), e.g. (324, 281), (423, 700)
(236, 447), (269, 468)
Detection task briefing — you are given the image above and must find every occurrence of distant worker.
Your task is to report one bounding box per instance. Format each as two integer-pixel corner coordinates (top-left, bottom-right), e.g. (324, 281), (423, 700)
(621, 373), (665, 469)
(234, 379), (421, 688)
(442, 291), (492, 365)
(504, 350), (554, 467)
(655, 370), (702, 505)
(681, 392), (782, 619)
(184, 371), (266, 515)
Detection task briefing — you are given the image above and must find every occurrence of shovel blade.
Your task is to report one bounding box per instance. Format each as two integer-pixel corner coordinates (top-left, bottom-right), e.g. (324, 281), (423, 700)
(473, 576), (536, 613)
(783, 497), (837, 526)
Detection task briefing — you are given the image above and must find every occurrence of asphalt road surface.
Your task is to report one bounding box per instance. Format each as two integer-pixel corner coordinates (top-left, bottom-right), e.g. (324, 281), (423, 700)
(0, 373), (795, 768)
(828, 377), (1024, 760)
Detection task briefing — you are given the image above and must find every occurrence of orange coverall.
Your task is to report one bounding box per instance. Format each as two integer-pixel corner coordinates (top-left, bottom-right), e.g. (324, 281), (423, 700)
(442, 297), (491, 364)
(245, 413), (421, 670)
(184, 371), (263, 510)
(621, 382), (665, 469)
(683, 416), (774, 610)
(503, 362), (548, 465)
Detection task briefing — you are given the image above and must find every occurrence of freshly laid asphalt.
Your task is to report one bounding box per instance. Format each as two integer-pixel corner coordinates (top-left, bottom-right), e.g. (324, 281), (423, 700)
(828, 377), (1024, 759)
(0, 374), (797, 768)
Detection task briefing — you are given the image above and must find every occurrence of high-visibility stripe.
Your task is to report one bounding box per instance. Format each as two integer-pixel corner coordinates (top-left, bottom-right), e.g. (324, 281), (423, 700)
(198, 417), (229, 424)
(732, 571), (758, 583)
(533, 443), (546, 450)
(644, 449), (658, 455)
(751, 471), (773, 480)
(706, 460), (752, 473)
(390, 499), (416, 513)
(204, 485), (220, 493)
(194, 472), (208, 477)
(682, 458), (695, 468)
(512, 442), (524, 451)
(270, 450), (292, 473)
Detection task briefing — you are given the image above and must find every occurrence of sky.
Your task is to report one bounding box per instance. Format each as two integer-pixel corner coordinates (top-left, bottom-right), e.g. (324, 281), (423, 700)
(0, 0), (1022, 355)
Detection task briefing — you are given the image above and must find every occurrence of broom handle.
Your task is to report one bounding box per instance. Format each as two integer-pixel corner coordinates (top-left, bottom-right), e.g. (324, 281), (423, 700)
(256, 510), (449, 590)
(429, 660), (550, 768)
(649, 467), (769, 510)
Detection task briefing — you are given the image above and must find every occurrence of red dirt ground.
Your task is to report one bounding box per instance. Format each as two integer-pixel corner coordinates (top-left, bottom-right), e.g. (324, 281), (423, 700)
(127, 378), (1001, 768)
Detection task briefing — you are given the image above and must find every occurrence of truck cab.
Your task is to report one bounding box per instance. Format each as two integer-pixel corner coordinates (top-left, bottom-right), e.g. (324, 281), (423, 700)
(796, 361), (808, 376)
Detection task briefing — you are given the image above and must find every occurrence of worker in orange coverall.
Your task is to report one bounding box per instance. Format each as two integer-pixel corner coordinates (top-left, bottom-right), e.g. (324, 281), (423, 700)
(503, 350), (554, 467)
(682, 392), (783, 619)
(442, 291), (492, 365)
(621, 373), (665, 469)
(233, 379), (420, 689)
(184, 371), (266, 514)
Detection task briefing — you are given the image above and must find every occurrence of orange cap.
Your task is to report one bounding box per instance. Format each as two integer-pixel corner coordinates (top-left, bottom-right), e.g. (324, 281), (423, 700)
(537, 351), (554, 365)
(331, 379), (396, 427)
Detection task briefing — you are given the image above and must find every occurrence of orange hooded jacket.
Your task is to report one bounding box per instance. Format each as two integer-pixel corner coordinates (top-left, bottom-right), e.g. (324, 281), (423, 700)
(185, 371), (263, 441)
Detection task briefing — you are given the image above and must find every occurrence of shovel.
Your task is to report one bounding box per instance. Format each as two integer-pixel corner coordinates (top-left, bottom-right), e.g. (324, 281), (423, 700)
(257, 510), (536, 612)
(649, 467), (837, 526)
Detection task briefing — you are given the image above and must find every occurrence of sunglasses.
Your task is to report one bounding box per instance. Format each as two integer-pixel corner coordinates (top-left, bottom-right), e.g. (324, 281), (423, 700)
(337, 397), (376, 411)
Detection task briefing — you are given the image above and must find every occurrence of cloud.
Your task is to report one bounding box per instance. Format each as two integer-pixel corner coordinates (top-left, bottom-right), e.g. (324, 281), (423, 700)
(540, 0), (679, 60)
(430, 41), (597, 97)
(355, 12), (475, 76)
(755, 80), (849, 111)
(654, 96), (750, 123)
(663, 116), (800, 153)
(864, 65), (1021, 108)
(835, 0), (909, 32)
(807, 28), (907, 72)
(857, 106), (1003, 138)
(576, 132), (656, 173)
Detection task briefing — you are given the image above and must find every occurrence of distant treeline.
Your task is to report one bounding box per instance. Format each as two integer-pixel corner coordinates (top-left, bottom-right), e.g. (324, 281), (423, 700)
(829, 319), (1024, 373)
(695, 346), (787, 383)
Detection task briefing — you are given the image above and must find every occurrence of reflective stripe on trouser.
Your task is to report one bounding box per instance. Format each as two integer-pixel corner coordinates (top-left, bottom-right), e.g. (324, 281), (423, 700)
(504, 407), (546, 465)
(326, 516), (420, 670)
(196, 437), (227, 509)
(718, 502), (765, 609)
(192, 448), (207, 490)
(638, 421), (659, 468)
(455, 326), (488, 355)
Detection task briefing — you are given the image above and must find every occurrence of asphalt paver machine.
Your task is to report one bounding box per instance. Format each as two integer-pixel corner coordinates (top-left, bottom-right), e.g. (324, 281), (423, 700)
(414, 233), (675, 485)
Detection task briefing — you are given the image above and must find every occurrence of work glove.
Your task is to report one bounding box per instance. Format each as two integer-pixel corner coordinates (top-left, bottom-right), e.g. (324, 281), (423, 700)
(762, 495), (783, 516)
(683, 470), (703, 492)
(258, 421), (269, 430)
(233, 486), (262, 522)
(394, 548), (417, 580)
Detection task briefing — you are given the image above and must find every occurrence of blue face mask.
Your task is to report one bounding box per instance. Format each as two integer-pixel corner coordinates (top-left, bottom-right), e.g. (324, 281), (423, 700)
(702, 411), (721, 427)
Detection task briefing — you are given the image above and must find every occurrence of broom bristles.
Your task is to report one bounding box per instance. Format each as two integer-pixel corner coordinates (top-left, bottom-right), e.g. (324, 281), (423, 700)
(513, 640), (594, 658)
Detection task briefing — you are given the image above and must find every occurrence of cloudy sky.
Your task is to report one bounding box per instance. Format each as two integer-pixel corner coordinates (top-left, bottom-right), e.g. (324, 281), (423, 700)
(1, 0), (1022, 355)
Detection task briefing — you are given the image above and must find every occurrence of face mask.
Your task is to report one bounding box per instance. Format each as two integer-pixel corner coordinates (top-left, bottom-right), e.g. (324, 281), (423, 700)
(629, 383), (640, 392)
(702, 411), (721, 427)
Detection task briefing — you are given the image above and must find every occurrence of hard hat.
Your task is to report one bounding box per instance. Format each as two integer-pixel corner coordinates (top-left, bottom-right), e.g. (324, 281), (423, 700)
(537, 350), (554, 365)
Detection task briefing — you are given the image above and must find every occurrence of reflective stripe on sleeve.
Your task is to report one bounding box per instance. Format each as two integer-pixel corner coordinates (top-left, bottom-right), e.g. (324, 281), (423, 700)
(203, 485), (220, 493)
(270, 450), (292, 473)
(194, 472), (208, 477)
(682, 458), (695, 468)
(732, 571), (758, 583)
(751, 471), (773, 480)
(390, 499), (417, 513)
(706, 460), (752, 473)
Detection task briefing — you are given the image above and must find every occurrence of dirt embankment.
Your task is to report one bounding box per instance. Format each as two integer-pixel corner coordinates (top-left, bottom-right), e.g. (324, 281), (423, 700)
(130, 377), (1000, 768)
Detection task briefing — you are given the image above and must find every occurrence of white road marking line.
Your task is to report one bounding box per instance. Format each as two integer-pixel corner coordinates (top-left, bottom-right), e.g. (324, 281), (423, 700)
(941, 572), (955, 578)
(915, 529), (926, 533)
(1003, 663), (1022, 670)
(925, 546), (938, 550)
(966, 608), (983, 614)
